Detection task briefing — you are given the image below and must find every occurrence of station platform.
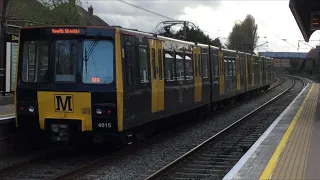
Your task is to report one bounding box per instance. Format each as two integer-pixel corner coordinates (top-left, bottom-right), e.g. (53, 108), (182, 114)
(0, 95), (14, 106)
(223, 82), (320, 180)
(0, 104), (14, 120)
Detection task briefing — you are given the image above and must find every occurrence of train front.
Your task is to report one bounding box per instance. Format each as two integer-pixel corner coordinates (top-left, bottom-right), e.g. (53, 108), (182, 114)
(15, 26), (120, 144)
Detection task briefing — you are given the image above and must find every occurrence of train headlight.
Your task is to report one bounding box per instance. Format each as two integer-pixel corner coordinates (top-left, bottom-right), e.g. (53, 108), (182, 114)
(96, 108), (102, 115)
(28, 106), (35, 113)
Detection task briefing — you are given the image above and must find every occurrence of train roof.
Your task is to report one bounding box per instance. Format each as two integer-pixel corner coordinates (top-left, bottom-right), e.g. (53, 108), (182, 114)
(20, 25), (270, 58)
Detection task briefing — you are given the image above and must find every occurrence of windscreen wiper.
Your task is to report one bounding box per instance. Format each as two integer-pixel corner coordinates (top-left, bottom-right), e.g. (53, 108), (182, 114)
(84, 33), (102, 73)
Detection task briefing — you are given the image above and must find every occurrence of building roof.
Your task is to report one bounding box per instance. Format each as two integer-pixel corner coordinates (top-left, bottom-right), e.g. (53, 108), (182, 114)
(76, 5), (109, 26)
(1, 0), (109, 27)
(2, 0), (53, 25)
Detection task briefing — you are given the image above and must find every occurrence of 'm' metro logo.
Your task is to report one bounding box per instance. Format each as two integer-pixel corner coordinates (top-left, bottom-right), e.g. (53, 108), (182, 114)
(54, 95), (73, 112)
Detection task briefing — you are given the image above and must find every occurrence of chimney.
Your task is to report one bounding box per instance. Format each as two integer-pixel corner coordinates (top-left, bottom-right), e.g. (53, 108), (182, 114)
(88, 5), (93, 16)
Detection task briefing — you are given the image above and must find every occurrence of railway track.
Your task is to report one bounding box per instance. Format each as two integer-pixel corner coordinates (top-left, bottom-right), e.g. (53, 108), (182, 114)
(0, 76), (287, 180)
(268, 75), (283, 89)
(143, 76), (305, 180)
(0, 146), (118, 180)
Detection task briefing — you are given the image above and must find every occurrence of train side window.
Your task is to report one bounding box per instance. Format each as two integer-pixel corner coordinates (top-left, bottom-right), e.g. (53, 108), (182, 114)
(213, 54), (218, 77)
(185, 54), (193, 80)
(240, 58), (243, 75)
(139, 46), (149, 83)
(194, 52), (198, 77)
(158, 49), (163, 80)
(125, 43), (133, 85)
(165, 52), (175, 81)
(198, 54), (201, 77)
(176, 53), (184, 80)
(229, 58), (233, 76)
(224, 58), (228, 76)
(151, 48), (156, 80)
(233, 60), (236, 76)
(201, 53), (208, 78)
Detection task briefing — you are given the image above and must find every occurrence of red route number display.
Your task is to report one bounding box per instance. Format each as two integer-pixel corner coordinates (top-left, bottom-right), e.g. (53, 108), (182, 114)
(92, 77), (100, 83)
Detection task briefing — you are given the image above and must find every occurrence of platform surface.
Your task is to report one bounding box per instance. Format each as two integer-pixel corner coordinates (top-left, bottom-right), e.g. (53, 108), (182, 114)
(0, 104), (14, 118)
(0, 95), (13, 106)
(223, 83), (320, 180)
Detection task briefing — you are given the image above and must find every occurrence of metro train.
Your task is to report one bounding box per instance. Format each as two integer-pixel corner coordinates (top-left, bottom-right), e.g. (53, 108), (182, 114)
(14, 25), (274, 144)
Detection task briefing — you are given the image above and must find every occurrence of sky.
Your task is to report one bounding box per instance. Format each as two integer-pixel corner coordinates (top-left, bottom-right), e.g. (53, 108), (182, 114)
(82, 0), (320, 53)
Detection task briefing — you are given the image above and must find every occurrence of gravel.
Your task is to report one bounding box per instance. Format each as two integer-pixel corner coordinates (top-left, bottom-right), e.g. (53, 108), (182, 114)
(72, 76), (300, 180)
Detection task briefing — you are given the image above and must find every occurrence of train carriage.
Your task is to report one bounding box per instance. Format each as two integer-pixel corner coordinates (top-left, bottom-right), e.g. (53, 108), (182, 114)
(14, 25), (274, 144)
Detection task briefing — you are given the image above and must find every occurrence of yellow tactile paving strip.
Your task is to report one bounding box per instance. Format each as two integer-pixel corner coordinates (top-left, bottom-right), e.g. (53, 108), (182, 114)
(0, 104), (15, 117)
(270, 84), (319, 179)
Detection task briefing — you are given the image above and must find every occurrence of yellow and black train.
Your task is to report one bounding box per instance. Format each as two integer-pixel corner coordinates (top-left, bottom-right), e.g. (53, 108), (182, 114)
(14, 26), (274, 143)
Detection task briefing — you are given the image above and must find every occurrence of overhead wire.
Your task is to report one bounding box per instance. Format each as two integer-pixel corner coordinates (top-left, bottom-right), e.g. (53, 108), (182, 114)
(86, 0), (226, 39)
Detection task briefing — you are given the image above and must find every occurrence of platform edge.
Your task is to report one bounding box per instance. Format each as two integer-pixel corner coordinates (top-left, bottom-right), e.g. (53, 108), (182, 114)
(259, 83), (315, 180)
(222, 83), (311, 180)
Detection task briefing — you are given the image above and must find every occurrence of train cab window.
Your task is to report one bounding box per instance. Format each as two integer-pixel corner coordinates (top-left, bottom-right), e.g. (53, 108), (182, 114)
(82, 40), (114, 84)
(22, 41), (49, 83)
(201, 53), (208, 78)
(176, 53), (184, 80)
(151, 48), (156, 80)
(158, 49), (163, 80)
(139, 46), (149, 83)
(56, 40), (77, 82)
(185, 54), (193, 80)
(165, 52), (175, 81)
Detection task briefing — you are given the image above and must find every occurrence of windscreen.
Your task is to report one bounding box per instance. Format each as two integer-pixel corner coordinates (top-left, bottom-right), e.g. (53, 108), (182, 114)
(21, 39), (114, 84)
(82, 40), (114, 84)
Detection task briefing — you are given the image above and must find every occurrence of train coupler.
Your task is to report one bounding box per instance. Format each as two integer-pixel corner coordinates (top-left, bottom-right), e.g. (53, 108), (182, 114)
(50, 124), (70, 142)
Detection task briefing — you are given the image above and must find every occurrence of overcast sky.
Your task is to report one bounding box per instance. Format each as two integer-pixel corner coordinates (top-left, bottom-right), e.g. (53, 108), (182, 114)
(83, 0), (320, 53)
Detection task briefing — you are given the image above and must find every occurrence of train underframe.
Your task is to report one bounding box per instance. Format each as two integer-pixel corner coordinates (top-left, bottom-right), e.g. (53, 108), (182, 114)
(18, 84), (271, 148)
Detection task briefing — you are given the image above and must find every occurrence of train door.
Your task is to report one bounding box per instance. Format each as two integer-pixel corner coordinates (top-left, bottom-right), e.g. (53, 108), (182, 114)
(218, 50), (224, 95)
(193, 46), (202, 102)
(149, 39), (164, 112)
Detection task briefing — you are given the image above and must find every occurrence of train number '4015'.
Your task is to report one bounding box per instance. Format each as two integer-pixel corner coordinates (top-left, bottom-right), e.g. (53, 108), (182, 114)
(97, 122), (112, 128)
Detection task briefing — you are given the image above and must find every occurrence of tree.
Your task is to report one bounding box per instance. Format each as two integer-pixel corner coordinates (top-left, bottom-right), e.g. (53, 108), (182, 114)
(38, 0), (84, 25)
(156, 25), (225, 48)
(227, 14), (258, 53)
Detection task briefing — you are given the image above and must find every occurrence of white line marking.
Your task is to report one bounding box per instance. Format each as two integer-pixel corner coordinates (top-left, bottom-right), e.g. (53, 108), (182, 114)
(222, 83), (311, 180)
(0, 115), (15, 121)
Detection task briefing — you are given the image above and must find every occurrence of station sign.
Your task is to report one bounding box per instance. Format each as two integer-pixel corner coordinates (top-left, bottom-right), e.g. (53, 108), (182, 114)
(310, 11), (320, 30)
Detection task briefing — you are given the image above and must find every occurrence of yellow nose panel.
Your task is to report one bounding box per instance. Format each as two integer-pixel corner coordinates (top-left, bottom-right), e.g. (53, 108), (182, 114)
(37, 91), (92, 131)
